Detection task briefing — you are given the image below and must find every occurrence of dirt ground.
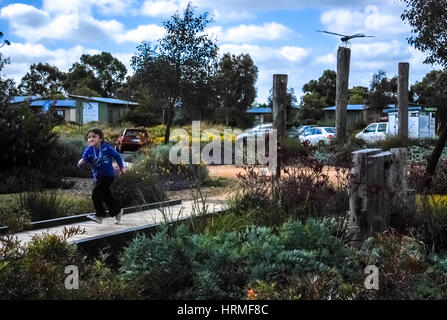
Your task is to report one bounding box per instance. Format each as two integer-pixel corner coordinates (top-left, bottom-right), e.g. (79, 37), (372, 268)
(60, 164), (348, 202)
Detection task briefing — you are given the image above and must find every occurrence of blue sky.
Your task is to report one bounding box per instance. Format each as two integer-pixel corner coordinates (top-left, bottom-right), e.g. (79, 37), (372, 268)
(0, 0), (441, 104)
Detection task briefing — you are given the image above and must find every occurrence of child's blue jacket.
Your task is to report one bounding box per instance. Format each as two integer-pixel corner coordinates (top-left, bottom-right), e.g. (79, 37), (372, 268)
(81, 142), (124, 182)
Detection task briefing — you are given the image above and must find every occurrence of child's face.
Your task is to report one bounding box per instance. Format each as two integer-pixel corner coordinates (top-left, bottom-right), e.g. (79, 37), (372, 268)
(87, 132), (103, 148)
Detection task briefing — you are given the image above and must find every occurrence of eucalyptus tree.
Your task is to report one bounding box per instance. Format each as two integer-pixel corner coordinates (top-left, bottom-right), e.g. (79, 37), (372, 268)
(401, 0), (447, 180)
(131, 3), (218, 143)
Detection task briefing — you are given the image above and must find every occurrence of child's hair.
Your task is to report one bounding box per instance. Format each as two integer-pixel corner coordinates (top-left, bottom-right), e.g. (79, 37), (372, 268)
(87, 127), (104, 140)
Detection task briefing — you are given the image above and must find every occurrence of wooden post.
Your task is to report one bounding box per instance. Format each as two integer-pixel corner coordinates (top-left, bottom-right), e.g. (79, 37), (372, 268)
(365, 151), (392, 237)
(336, 47), (351, 145)
(398, 62), (409, 140)
(272, 74), (287, 178)
(349, 148), (408, 242)
(389, 148), (408, 200)
(349, 148), (382, 243)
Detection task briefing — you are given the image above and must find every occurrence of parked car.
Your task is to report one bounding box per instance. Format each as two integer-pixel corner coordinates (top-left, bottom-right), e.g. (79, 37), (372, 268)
(299, 127), (336, 145)
(288, 125), (316, 138)
(355, 122), (388, 143)
(114, 128), (149, 152)
(236, 123), (273, 142)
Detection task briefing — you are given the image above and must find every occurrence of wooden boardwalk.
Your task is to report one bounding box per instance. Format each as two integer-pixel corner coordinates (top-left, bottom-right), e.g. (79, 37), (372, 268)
(12, 200), (226, 246)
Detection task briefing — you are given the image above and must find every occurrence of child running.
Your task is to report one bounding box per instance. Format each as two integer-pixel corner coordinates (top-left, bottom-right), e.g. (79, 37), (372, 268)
(77, 127), (126, 224)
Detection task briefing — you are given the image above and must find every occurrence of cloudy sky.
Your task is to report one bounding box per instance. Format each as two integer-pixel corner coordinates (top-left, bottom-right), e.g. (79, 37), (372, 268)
(0, 0), (441, 104)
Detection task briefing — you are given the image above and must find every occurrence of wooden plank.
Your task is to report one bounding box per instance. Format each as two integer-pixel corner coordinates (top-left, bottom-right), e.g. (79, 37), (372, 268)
(11, 200), (225, 246)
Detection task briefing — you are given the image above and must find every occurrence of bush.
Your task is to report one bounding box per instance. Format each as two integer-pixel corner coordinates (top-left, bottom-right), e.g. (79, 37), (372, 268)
(132, 144), (210, 190)
(0, 227), (136, 299)
(119, 219), (355, 300)
(111, 170), (167, 208)
(48, 136), (92, 178)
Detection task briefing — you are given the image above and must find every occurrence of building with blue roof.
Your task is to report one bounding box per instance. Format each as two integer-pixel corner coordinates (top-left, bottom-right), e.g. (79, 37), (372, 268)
(323, 104), (366, 128)
(13, 95), (138, 125)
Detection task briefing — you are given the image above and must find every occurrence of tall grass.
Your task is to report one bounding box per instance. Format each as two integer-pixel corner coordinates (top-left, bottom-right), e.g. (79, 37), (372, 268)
(17, 192), (94, 221)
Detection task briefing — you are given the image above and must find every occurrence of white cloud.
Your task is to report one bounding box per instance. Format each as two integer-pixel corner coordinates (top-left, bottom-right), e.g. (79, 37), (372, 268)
(1, 4), (51, 29)
(141, 0), (190, 17)
(1, 3), (124, 43)
(1, 43), (100, 82)
(211, 9), (255, 23)
(43, 0), (135, 16)
(115, 24), (165, 43)
(214, 22), (293, 44)
(314, 53), (336, 65)
(320, 7), (410, 40)
(280, 46), (308, 62)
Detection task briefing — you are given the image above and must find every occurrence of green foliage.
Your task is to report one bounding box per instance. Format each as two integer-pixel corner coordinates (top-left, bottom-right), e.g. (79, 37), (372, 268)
(119, 219), (355, 299)
(302, 69), (336, 107)
(0, 227), (136, 299)
(18, 63), (66, 98)
(414, 194), (447, 251)
(131, 4), (218, 141)
(131, 144), (210, 190)
(50, 136), (92, 178)
(111, 169), (167, 208)
(367, 70), (397, 110)
(215, 53), (258, 128)
(401, 0), (447, 67)
(64, 52), (127, 97)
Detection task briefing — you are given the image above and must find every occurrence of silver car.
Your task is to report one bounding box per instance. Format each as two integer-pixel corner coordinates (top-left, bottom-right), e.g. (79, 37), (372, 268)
(299, 127), (336, 145)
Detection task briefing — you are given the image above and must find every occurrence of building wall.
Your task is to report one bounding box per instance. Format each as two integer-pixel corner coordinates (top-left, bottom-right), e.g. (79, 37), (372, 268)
(324, 110), (364, 128)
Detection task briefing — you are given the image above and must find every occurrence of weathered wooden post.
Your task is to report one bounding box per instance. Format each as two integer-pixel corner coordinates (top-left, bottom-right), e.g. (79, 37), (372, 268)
(398, 62), (409, 140)
(336, 47), (351, 145)
(349, 147), (408, 242)
(349, 148), (381, 243)
(272, 74), (287, 178)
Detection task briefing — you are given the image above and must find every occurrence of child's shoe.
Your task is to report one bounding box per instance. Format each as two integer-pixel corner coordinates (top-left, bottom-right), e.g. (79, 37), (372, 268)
(114, 209), (123, 224)
(87, 214), (103, 224)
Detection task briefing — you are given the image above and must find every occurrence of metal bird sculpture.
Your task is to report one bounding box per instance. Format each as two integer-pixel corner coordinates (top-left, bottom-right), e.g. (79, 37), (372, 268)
(317, 30), (374, 47)
(0, 32), (11, 48)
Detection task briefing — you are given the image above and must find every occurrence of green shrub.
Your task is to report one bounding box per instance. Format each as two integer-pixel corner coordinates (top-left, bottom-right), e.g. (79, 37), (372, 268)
(18, 191), (66, 221)
(49, 136), (91, 178)
(0, 227), (136, 299)
(111, 170), (167, 208)
(132, 144), (210, 190)
(119, 219), (355, 300)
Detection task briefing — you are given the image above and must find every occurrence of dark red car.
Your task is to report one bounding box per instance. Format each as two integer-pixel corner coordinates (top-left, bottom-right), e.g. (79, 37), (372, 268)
(114, 128), (149, 152)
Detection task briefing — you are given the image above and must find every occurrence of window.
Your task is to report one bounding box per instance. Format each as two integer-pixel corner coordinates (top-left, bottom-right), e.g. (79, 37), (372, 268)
(378, 123), (387, 132)
(364, 124), (377, 133)
(57, 109), (65, 118)
(313, 129), (322, 135)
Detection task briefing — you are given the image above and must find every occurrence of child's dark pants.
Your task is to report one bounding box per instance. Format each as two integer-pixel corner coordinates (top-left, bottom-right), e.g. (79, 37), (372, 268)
(92, 176), (121, 218)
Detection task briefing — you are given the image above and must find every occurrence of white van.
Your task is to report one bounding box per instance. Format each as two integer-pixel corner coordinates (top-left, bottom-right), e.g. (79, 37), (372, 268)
(356, 122), (388, 143)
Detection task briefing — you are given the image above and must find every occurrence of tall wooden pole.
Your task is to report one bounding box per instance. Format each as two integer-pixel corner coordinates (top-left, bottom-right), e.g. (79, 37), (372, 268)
(336, 47), (351, 145)
(398, 62), (409, 140)
(273, 74), (287, 178)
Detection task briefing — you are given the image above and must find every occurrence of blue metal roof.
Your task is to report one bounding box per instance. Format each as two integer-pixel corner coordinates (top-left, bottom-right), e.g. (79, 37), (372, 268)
(247, 107), (272, 114)
(10, 96), (41, 104)
(31, 100), (77, 108)
(383, 105), (437, 113)
(323, 104), (366, 111)
(69, 94), (138, 106)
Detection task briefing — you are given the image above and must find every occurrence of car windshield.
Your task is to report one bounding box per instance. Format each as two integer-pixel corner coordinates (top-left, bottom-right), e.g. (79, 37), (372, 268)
(125, 130), (146, 137)
(324, 128), (336, 133)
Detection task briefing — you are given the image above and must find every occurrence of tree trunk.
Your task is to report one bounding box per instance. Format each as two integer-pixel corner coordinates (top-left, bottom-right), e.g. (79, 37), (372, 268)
(426, 121), (447, 178)
(164, 103), (174, 144)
